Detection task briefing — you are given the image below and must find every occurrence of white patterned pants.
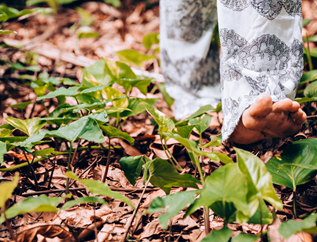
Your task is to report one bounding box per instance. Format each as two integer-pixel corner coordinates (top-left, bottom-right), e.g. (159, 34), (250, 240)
(160, 0), (303, 141)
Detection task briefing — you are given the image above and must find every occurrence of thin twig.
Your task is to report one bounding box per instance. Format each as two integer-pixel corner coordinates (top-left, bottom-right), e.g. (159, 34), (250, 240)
(47, 156), (56, 190)
(121, 179), (150, 242)
(22, 150), (39, 191)
(101, 140), (112, 183)
(3, 208), (16, 241)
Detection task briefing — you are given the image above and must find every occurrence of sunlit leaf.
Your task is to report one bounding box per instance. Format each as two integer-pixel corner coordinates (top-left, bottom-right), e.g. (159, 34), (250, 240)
(300, 70), (317, 84)
(0, 173), (18, 210)
(0, 128), (13, 137)
(37, 86), (79, 100)
(304, 81), (317, 98)
(173, 125), (195, 139)
(119, 156), (144, 186)
(77, 26), (99, 39)
(101, 126), (134, 145)
(146, 158), (200, 194)
(189, 114), (211, 135)
(266, 139), (317, 191)
(146, 190), (197, 229)
(103, 0), (121, 7)
(0, 194), (71, 224)
(0, 30), (15, 34)
(142, 32), (159, 50)
(61, 197), (107, 210)
(145, 105), (175, 134)
(116, 78), (152, 95)
(103, 86), (128, 108)
(158, 83), (174, 108)
(66, 172), (134, 208)
(5, 117), (46, 136)
(278, 213), (317, 239)
(76, 7), (94, 27)
(303, 19), (313, 27)
(33, 148), (55, 157)
(175, 105), (215, 126)
(103, 58), (136, 80)
(116, 49), (156, 68)
(118, 98), (159, 118)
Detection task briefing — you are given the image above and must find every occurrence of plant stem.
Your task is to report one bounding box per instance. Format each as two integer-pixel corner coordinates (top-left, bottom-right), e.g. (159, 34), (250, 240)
(293, 190), (298, 218)
(22, 150), (38, 191)
(259, 199), (263, 241)
(101, 140), (112, 183)
(65, 141), (73, 194)
(40, 100), (49, 115)
(3, 209), (16, 242)
(306, 34), (313, 71)
(47, 156), (56, 190)
(121, 178), (150, 242)
(203, 207), (210, 235)
(162, 137), (183, 171)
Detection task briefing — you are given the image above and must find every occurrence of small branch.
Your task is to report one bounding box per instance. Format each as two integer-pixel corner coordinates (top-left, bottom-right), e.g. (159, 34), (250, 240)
(22, 150), (38, 191)
(65, 141), (73, 194)
(101, 140), (112, 183)
(47, 156), (56, 190)
(121, 179), (150, 242)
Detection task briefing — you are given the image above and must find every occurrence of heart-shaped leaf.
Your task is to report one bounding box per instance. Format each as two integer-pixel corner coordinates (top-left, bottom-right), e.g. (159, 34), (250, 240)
(146, 190), (197, 229)
(201, 226), (232, 242)
(300, 70), (317, 84)
(266, 139), (317, 191)
(101, 126), (134, 145)
(304, 81), (317, 98)
(186, 163), (248, 221)
(116, 78), (152, 95)
(0, 128), (13, 137)
(37, 86), (79, 100)
(8, 101), (33, 111)
(77, 26), (99, 39)
(145, 105), (175, 134)
(5, 117), (46, 136)
(189, 113), (212, 135)
(66, 172), (134, 208)
(142, 32), (159, 51)
(119, 156), (144, 186)
(235, 148), (283, 223)
(145, 158), (200, 194)
(103, 86), (129, 108)
(175, 105), (215, 127)
(103, 58), (136, 80)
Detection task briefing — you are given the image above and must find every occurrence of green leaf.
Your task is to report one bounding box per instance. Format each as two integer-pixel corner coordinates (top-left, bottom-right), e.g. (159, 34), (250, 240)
(103, 58), (136, 80)
(0, 173), (18, 210)
(119, 98), (159, 118)
(38, 117), (77, 126)
(104, 0), (121, 7)
(189, 114), (212, 134)
(5, 117), (46, 136)
(8, 101), (33, 111)
(300, 70), (317, 84)
(145, 105), (175, 134)
(266, 139), (317, 191)
(146, 190), (197, 229)
(303, 35), (317, 42)
(116, 78), (152, 95)
(142, 32), (159, 51)
(232, 233), (260, 242)
(61, 197), (107, 210)
(278, 213), (317, 239)
(77, 26), (99, 39)
(247, 199), (273, 224)
(0, 128), (13, 137)
(66, 172), (134, 208)
(0, 194), (71, 224)
(33, 148), (55, 157)
(101, 126), (134, 145)
(87, 110), (109, 123)
(235, 148), (282, 222)
(201, 226), (232, 242)
(186, 163), (248, 221)
(119, 156), (144, 186)
(304, 81), (317, 98)
(82, 60), (112, 86)
(175, 105), (215, 126)
(295, 96), (317, 104)
(76, 7), (94, 27)
(164, 133), (233, 164)
(0, 30), (15, 34)
(303, 19), (313, 27)
(116, 49), (156, 68)
(173, 125), (195, 139)
(147, 158), (200, 194)
(158, 83), (174, 109)
(103, 86), (128, 108)
(37, 86), (79, 100)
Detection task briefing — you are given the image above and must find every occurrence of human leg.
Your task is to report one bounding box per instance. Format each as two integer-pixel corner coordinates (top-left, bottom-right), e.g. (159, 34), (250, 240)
(160, 0), (221, 120)
(217, 0), (306, 144)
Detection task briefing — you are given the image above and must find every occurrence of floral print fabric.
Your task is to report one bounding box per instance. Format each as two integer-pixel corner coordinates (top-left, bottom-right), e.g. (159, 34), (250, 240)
(160, 0), (303, 141)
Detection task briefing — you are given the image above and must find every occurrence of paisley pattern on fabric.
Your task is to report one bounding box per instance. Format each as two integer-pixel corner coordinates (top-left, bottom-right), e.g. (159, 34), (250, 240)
(220, 0), (302, 20)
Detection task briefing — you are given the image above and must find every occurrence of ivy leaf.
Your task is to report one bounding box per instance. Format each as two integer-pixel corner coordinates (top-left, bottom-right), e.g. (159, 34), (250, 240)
(158, 83), (174, 109)
(37, 86), (79, 100)
(266, 139), (317, 191)
(103, 58), (136, 80)
(145, 105), (175, 134)
(61, 197), (107, 210)
(66, 172), (134, 208)
(116, 78), (152, 95)
(116, 49), (156, 68)
(77, 26), (99, 39)
(0, 194), (71, 224)
(173, 125), (195, 139)
(278, 213), (317, 239)
(5, 117), (46, 136)
(0, 128), (13, 137)
(146, 190), (197, 229)
(201, 226), (232, 242)
(119, 156), (144, 186)
(304, 81), (317, 98)
(8, 101), (33, 111)
(101, 126), (134, 145)
(300, 70), (317, 84)
(235, 148), (283, 223)
(146, 158), (200, 194)
(232, 233), (260, 242)
(118, 98), (159, 118)
(103, 86), (129, 108)
(175, 105), (215, 127)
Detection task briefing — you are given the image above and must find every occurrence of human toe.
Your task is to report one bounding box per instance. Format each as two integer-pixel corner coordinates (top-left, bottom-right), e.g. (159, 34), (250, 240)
(272, 99), (293, 112)
(248, 94), (273, 118)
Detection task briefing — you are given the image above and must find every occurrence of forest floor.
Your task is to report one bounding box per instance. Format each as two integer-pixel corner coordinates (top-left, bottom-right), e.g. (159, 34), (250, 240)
(1, 1), (317, 241)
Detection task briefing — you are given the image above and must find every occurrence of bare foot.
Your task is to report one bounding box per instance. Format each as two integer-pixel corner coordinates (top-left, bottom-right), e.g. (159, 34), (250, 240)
(230, 94), (307, 145)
